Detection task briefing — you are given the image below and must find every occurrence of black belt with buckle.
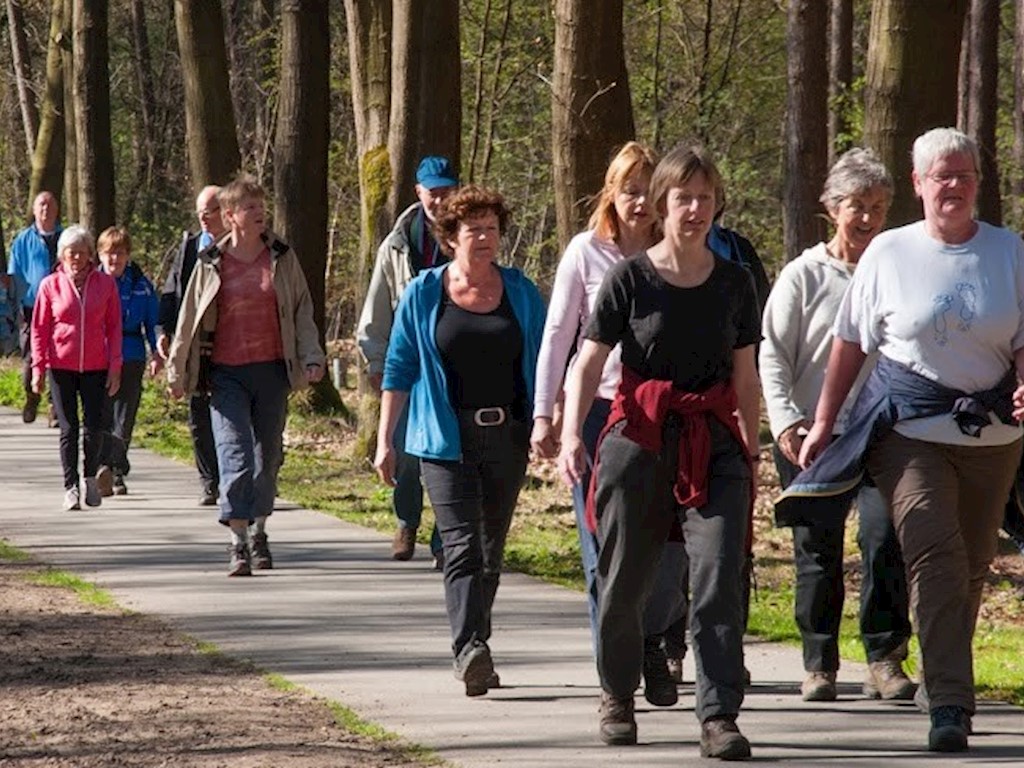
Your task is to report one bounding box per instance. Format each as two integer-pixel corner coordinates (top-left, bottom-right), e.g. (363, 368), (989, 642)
(465, 406), (508, 427)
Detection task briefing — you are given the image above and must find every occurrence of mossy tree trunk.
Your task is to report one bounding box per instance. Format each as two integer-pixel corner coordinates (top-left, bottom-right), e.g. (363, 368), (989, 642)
(864, 0), (968, 227)
(551, 0), (634, 254)
(827, 0), (853, 167)
(28, 0), (65, 215)
(963, 0), (1001, 225)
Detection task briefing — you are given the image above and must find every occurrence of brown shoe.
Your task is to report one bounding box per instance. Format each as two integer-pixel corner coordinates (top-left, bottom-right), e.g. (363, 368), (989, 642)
(22, 392), (40, 424)
(700, 716), (751, 760)
(95, 466), (115, 497)
(598, 691), (636, 745)
(801, 671), (837, 702)
(391, 526), (417, 561)
(864, 657), (916, 700)
(666, 656), (684, 684)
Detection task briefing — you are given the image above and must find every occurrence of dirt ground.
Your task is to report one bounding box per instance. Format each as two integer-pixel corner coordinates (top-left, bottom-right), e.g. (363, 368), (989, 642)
(0, 557), (419, 768)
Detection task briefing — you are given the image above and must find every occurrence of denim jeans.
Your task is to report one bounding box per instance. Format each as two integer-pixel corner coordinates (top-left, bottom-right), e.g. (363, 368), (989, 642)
(420, 411), (529, 657)
(49, 368), (107, 488)
(189, 391), (219, 495)
(774, 446), (912, 670)
(394, 401), (441, 554)
(209, 361), (289, 524)
(100, 359), (145, 475)
(570, 398), (611, 651)
(595, 417), (749, 722)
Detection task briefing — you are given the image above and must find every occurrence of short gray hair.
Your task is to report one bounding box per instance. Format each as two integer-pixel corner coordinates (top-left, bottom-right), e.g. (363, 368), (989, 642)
(57, 224), (95, 258)
(819, 148), (893, 212)
(912, 127), (980, 178)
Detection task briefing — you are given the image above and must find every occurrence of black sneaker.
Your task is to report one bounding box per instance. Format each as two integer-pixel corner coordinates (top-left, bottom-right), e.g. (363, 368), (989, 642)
(251, 532), (273, 570)
(199, 487), (218, 506)
(454, 639), (494, 697)
(228, 543), (251, 577)
(643, 639), (678, 706)
(22, 392), (40, 424)
(929, 705), (969, 752)
(598, 691), (637, 745)
(700, 715), (752, 760)
(112, 473), (128, 495)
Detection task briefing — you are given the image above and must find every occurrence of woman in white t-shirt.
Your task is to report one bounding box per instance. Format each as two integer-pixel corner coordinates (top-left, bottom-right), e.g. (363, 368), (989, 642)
(800, 128), (1024, 754)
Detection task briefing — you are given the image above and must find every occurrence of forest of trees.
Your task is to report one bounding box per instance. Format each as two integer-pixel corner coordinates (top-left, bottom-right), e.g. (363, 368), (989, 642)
(1, 0), (1023, 347)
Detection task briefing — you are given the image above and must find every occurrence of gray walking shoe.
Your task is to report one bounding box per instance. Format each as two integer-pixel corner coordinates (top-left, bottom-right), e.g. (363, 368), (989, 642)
(83, 477), (102, 507)
(598, 691), (637, 745)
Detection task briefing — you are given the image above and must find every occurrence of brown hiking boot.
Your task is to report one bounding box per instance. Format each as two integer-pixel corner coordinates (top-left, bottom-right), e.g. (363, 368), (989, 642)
(801, 671), (837, 702)
(864, 657), (916, 700)
(95, 466), (115, 497)
(598, 691), (636, 745)
(251, 532), (273, 570)
(22, 391), (39, 424)
(700, 716), (752, 760)
(666, 656), (684, 684)
(391, 526), (417, 561)
(227, 543), (251, 577)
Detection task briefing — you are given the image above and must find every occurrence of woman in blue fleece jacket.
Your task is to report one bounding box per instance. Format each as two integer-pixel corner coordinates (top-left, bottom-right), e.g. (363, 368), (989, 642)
(375, 185), (545, 698)
(96, 226), (162, 495)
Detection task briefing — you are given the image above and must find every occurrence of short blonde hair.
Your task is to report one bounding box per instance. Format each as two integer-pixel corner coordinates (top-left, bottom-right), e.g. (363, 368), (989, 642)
(588, 142), (659, 242)
(96, 226), (132, 255)
(218, 173), (265, 211)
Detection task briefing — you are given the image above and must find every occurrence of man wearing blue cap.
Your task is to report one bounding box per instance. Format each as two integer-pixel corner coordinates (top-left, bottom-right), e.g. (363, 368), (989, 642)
(357, 155), (458, 565)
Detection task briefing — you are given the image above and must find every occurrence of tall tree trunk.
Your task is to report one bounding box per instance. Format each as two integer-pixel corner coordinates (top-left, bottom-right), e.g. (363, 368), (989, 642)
(965, 0), (1001, 225)
(72, 0), (115, 233)
(783, 0), (829, 261)
(864, 0), (968, 226)
(1013, 0), (1024, 225)
(828, 0), (853, 166)
(6, 0), (39, 157)
(130, 0), (158, 187)
(551, 0), (635, 253)
(174, 0), (240, 190)
(387, 0), (461, 218)
(957, 4), (971, 132)
(61, 0), (77, 222)
(274, 0), (339, 411)
(344, 0), (391, 310)
(28, 0), (65, 214)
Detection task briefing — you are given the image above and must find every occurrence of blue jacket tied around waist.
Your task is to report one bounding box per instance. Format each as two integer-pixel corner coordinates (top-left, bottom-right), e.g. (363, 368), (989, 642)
(774, 355), (1018, 527)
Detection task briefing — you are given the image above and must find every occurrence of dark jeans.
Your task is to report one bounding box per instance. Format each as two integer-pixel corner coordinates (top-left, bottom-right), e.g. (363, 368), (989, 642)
(394, 401), (442, 554)
(420, 411), (529, 657)
(209, 361), (290, 524)
(100, 359), (145, 475)
(189, 391), (219, 495)
(774, 446), (912, 671)
(49, 368), (107, 488)
(19, 306), (32, 394)
(596, 417), (749, 722)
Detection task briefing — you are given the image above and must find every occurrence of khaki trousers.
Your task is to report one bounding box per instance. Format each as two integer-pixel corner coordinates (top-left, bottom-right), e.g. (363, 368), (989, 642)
(867, 431), (1021, 713)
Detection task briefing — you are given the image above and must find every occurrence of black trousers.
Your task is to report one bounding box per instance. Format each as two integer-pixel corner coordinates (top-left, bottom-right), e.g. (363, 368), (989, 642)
(49, 368), (107, 488)
(420, 412), (529, 658)
(188, 391), (219, 493)
(100, 359), (145, 475)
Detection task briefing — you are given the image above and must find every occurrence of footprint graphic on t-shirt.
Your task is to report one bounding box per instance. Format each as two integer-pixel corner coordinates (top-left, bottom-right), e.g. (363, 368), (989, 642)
(957, 283), (976, 332)
(933, 294), (954, 346)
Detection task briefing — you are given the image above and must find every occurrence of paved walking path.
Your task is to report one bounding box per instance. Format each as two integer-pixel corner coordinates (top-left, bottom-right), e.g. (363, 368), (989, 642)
(1, 408), (1022, 767)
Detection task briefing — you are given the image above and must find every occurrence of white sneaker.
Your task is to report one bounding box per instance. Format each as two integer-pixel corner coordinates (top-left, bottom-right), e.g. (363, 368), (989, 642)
(83, 477), (102, 507)
(63, 487), (81, 511)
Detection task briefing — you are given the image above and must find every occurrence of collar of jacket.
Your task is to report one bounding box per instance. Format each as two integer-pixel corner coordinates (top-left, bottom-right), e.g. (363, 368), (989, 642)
(198, 230), (290, 267)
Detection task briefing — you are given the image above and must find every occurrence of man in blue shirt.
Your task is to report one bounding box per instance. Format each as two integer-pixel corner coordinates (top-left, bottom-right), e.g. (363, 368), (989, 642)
(7, 191), (61, 423)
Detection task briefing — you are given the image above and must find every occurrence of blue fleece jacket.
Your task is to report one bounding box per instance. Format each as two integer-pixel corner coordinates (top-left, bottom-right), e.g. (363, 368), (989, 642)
(8, 223), (62, 309)
(382, 263), (546, 460)
(108, 262), (159, 363)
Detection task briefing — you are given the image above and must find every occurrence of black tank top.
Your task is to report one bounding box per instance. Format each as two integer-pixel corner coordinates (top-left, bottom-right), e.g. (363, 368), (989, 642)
(435, 288), (524, 409)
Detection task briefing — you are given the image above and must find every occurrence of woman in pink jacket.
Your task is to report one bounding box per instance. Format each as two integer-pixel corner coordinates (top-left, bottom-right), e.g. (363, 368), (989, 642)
(31, 225), (122, 511)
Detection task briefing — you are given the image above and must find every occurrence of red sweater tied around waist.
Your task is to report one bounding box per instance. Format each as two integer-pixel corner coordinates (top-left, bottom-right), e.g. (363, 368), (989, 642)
(585, 366), (754, 534)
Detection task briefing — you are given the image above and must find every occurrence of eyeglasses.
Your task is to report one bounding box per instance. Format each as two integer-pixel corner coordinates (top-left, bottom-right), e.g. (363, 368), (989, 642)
(197, 206), (221, 217)
(927, 171), (978, 186)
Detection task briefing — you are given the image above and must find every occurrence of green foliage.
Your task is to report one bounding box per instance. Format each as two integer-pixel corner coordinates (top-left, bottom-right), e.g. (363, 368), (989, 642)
(30, 568), (120, 610)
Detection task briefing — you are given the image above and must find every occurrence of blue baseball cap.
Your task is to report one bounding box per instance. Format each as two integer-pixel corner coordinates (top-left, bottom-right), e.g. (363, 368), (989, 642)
(415, 156), (459, 189)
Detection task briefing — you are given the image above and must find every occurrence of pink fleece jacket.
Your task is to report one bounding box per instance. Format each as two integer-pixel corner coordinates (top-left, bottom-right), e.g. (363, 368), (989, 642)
(31, 267), (122, 380)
